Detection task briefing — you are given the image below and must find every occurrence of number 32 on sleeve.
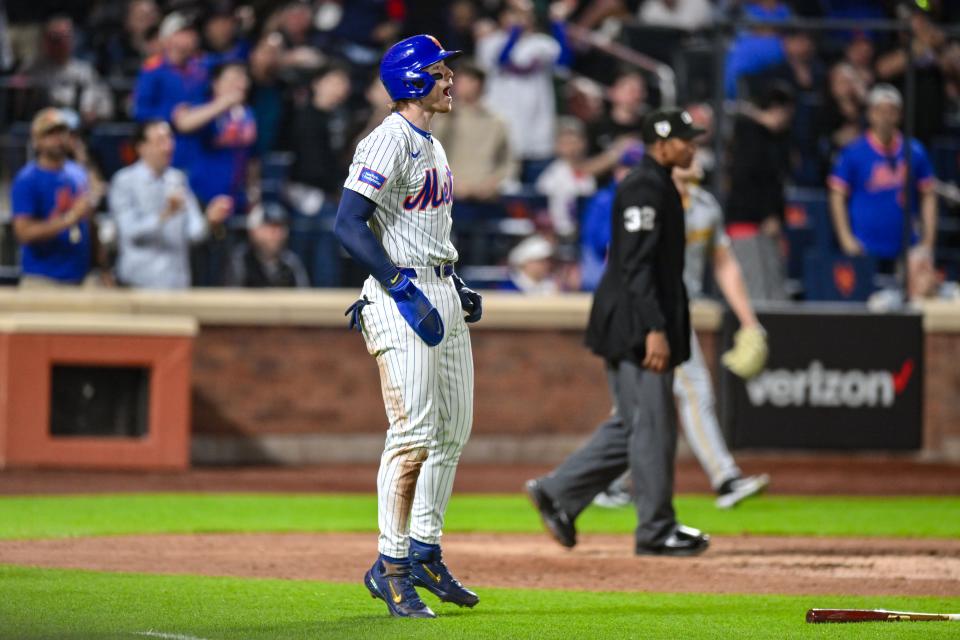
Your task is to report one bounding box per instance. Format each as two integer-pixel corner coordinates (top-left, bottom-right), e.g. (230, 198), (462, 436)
(624, 206), (656, 232)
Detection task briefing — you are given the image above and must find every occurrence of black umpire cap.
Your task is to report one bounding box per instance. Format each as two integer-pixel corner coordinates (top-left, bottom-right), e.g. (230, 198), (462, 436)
(641, 108), (706, 144)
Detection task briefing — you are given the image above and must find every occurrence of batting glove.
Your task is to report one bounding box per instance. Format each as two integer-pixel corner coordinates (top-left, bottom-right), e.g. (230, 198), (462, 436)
(387, 273), (444, 347)
(344, 295), (373, 333)
(452, 273), (482, 323)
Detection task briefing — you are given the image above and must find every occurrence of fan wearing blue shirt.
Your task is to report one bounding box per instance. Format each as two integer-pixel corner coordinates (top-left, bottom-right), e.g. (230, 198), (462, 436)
(200, 4), (252, 71)
(723, 3), (815, 100)
(11, 108), (97, 286)
(174, 61), (256, 212)
(172, 60), (256, 285)
(133, 13), (209, 169)
(580, 144), (644, 291)
(828, 83), (937, 271)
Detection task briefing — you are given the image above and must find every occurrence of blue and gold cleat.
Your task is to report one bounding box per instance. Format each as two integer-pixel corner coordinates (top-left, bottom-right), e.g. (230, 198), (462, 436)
(409, 539), (479, 608)
(364, 556), (437, 618)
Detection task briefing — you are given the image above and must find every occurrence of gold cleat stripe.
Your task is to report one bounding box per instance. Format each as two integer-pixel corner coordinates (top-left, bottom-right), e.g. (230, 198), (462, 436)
(388, 580), (402, 604)
(422, 565), (442, 583)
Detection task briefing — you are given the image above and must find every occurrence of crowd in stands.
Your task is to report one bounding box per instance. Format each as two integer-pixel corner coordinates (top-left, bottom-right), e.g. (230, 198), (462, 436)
(2, 0), (960, 304)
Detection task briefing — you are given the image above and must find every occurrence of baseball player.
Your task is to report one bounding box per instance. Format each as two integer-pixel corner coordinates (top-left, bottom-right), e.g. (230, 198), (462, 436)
(593, 161), (770, 510)
(333, 35), (482, 619)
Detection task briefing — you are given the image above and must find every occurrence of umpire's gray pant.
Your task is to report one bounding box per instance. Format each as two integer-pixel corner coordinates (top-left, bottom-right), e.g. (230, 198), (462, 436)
(539, 360), (677, 547)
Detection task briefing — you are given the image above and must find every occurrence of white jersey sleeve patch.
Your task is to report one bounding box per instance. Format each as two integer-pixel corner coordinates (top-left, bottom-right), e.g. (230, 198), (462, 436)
(345, 132), (404, 204)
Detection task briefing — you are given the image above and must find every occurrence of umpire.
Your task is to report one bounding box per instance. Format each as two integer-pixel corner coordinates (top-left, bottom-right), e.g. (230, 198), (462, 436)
(527, 108), (710, 556)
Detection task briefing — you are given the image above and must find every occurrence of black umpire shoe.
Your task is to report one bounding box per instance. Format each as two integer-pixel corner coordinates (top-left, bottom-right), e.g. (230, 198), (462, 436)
(525, 479), (577, 548)
(636, 524), (710, 557)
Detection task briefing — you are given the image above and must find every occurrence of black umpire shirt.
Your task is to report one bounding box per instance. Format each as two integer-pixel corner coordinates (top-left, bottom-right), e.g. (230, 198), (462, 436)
(585, 153), (691, 369)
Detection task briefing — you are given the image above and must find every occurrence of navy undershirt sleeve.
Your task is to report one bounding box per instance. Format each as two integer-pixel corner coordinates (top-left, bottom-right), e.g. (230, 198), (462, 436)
(334, 188), (400, 286)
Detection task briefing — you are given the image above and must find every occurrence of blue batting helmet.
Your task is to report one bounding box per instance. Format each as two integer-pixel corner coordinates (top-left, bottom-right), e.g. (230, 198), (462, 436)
(380, 35), (462, 101)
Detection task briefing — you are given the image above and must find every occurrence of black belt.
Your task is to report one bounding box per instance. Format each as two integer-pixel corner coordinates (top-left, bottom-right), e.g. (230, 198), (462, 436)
(399, 263), (455, 279)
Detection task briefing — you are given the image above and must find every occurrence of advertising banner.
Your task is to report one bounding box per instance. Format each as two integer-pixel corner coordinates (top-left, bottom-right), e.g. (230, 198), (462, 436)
(720, 306), (924, 450)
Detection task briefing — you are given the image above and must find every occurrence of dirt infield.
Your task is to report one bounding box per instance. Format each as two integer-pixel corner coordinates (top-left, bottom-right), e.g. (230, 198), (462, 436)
(3, 457), (958, 598)
(3, 455), (960, 495)
(1, 532), (958, 597)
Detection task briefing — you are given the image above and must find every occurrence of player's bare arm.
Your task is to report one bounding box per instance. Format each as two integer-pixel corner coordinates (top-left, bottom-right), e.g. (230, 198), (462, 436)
(712, 244), (759, 330)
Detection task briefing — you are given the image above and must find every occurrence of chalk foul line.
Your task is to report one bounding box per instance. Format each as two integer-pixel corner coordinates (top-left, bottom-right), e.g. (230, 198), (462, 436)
(135, 631), (211, 640)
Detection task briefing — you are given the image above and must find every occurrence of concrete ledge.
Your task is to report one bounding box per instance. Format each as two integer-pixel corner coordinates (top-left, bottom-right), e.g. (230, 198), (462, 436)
(0, 312), (198, 336)
(0, 289), (726, 331)
(130, 289), (359, 326)
(918, 299), (960, 333)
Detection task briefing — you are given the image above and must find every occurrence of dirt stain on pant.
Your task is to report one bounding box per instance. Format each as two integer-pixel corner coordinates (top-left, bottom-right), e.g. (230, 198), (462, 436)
(376, 353), (408, 426)
(389, 447), (428, 533)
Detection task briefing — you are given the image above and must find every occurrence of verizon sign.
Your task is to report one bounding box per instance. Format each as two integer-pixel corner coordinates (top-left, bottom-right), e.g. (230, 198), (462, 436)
(720, 308), (923, 450)
(746, 359), (914, 409)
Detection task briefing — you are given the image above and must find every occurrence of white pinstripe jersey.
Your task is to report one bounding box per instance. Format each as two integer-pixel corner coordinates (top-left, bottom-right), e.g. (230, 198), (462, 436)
(344, 113), (458, 266)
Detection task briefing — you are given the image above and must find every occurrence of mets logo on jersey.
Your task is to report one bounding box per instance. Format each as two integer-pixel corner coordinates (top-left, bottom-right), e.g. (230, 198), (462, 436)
(866, 160), (905, 192)
(51, 185), (76, 219)
(404, 166), (453, 211)
(833, 262), (856, 298)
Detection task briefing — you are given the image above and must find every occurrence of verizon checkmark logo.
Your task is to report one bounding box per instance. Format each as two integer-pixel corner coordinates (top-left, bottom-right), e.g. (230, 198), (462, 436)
(892, 359), (914, 394)
(746, 359), (915, 408)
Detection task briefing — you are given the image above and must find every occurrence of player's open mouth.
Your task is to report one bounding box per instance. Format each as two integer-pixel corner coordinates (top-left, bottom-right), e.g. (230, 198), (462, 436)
(443, 87), (452, 98)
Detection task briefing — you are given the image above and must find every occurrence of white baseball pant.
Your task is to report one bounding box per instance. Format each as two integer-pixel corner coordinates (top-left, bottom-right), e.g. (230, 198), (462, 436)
(358, 268), (474, 558)
(674, 331), (741, 489)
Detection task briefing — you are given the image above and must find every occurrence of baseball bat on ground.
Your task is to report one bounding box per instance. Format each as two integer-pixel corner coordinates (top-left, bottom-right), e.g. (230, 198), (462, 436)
(806, 609), (960, 623)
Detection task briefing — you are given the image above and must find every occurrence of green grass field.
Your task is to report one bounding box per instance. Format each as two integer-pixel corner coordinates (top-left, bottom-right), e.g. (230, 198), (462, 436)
(3, 565), (960, 640)
(1, 493), (959, 539)
(2, 493), (959, 639)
